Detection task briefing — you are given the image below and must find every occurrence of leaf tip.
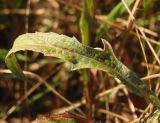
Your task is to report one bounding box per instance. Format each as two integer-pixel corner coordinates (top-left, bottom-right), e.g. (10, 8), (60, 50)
(101, 39), (111, 50)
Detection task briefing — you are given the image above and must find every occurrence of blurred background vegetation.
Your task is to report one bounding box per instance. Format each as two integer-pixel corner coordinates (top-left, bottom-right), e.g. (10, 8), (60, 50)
(0, 0), (160, 122)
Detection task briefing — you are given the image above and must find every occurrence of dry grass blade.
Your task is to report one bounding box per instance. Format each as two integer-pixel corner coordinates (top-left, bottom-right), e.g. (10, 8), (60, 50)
(138, 104), (153, 122)
(127, 0), (141, 26)
(98, 109), (129, 122)
(0, 8), (46, 15)
(138, 28), (160, 65)
(0, 2), (159, 46)
(122, 88), (137, 119)
(1, 0), (160, 122)
(0, 69), (84, 119)
(141, 62), (160, 70)
(52, 99), (86, 114)
(96, 84), (125, 99)
(25, 0), (30, 33)
(42, 81), (84, 115)
(117, 18), (158, 37)
(136, 29), (151, 89)
(141, 73), (160, 81)
(0, 69), (43, 120)
(121, 0), (135, 20)
(3, 82), (42, 120)
(96, 15), (160, 45)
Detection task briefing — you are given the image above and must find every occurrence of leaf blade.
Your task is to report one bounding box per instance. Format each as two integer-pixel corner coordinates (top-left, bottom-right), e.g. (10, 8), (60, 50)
(5, 32), (160, 108)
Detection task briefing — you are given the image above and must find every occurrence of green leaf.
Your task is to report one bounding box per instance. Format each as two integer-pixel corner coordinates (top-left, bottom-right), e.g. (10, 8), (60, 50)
(146, 109), (160, 123)
(5, 32), (160, 109)
(80, 0), (94, 45)
(0, 49), (8, 62)
(42, 119), (77, 123)
(96, 0), (134, 40)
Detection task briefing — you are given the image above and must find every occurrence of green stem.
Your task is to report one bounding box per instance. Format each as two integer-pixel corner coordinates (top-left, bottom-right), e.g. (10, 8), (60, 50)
(80, 0), (94, 117)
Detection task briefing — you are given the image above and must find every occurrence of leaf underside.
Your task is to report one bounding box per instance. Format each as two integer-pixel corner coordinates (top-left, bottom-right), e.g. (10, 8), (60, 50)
(5, 32), (160, 109)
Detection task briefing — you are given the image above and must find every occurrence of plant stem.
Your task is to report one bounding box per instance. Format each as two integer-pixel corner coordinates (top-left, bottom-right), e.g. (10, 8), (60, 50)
(80, 0), (94, 118)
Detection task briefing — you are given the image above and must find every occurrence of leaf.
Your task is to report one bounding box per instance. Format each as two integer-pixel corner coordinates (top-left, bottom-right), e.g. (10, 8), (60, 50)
(96, 0), (134, 40)
(146, 109), (160, 123)
(0, 49), (8, 62)
(37, 118), (77, 123)
(80, 0), (94, 45)
(33, 112), (93, 123)
(5, 32), (160, 108)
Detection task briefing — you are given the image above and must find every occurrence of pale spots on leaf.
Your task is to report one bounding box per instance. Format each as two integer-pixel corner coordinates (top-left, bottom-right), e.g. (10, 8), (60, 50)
(5, 32), (160, 108)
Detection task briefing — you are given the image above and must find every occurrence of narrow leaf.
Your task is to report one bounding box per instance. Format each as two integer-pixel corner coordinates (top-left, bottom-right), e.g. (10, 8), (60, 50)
(96, 0), (134, 39)
(80, 0), (94, 45)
